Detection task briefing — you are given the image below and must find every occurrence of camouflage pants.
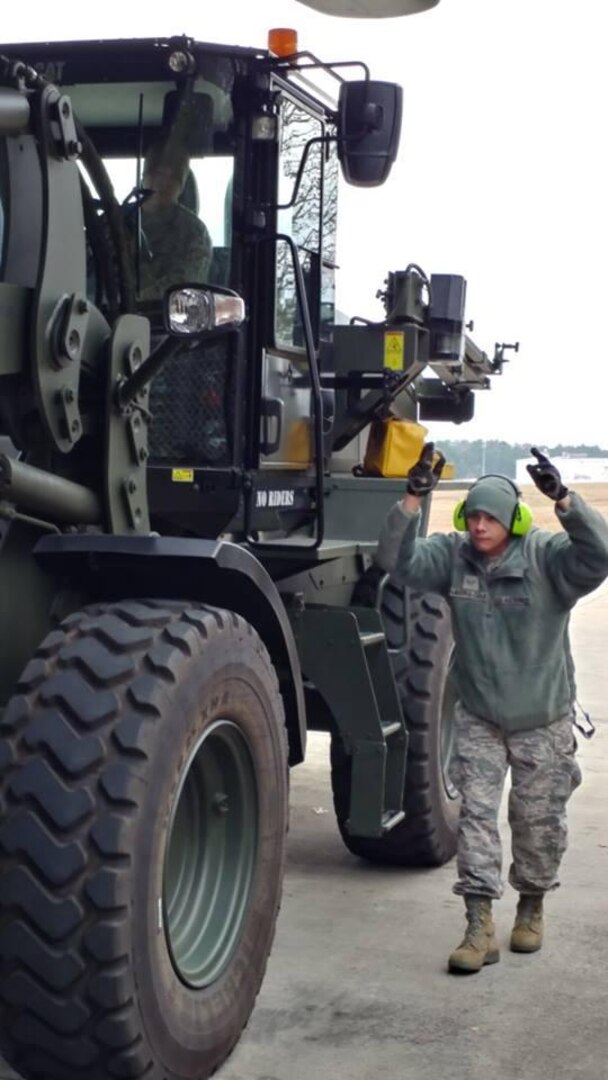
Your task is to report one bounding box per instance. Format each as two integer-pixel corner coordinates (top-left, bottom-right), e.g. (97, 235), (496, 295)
(451, 702), (582, 899)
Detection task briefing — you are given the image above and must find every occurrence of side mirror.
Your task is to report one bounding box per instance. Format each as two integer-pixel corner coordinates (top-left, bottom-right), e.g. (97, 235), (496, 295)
(337, 80), (403, 187)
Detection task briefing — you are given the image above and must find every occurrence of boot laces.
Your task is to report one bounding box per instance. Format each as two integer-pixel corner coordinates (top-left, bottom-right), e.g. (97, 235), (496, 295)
(464, 900), (492, 942)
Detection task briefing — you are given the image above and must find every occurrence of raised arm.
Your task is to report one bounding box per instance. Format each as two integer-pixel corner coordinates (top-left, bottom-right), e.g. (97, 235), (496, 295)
(376, 442), (453, 595)
(526, 447), (608, 601)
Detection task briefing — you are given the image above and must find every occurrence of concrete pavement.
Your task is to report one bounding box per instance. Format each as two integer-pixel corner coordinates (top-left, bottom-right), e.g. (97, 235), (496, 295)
(221, 582), (608, 1080)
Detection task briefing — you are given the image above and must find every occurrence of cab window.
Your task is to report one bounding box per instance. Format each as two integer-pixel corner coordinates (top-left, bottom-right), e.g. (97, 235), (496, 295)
(102, 154), (234, 298)
(68, 70), (235, 306)
(275, 97), (325, 350)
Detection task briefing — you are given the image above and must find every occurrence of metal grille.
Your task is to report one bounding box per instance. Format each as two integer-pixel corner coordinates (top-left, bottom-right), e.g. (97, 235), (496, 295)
(148, 339), (233, 465)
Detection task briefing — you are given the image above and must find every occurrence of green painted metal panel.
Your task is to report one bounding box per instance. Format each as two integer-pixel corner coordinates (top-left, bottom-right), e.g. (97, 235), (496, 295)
(291, 604), (407, 837)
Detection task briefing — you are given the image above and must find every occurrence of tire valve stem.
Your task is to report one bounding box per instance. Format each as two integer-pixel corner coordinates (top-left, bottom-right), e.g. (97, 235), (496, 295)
(212, 792), (230, 815)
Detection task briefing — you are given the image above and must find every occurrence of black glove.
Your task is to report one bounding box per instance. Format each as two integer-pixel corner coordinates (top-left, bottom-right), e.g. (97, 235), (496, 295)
(526, 447), (568, 501)
(407, 442), (446, 496)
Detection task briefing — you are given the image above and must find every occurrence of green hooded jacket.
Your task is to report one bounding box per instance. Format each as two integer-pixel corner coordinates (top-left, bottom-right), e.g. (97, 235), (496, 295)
(376, 491), (608, 732)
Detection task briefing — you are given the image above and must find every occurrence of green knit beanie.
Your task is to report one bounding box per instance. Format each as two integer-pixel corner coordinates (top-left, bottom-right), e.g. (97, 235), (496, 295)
(465, 476), (519, 531)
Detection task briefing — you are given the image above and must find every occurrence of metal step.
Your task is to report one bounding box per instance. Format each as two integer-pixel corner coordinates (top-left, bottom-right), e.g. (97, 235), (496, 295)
(381, 809), (406, 833)
(293, 605), (407, 838)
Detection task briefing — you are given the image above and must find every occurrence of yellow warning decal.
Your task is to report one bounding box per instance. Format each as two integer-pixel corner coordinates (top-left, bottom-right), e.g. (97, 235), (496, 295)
(171, 468), (194, 483)
(384, 331), (405, 371)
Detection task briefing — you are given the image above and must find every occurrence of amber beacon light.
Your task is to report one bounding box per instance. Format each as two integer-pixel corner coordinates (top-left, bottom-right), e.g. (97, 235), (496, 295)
(268, 28), (299, 57)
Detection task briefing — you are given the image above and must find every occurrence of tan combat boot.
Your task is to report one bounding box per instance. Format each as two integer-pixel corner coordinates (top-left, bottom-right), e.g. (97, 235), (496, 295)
(448, 895), (500, 974)
(510, 894), (544, 953)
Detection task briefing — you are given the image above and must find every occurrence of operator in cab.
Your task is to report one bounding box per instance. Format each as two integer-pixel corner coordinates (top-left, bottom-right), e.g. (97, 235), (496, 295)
(376, 444), (608, 975)
(138, 139), (213, 301)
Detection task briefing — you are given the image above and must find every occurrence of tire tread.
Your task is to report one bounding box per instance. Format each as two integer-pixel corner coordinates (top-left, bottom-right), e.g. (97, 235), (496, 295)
(0, 599), (282, 1079)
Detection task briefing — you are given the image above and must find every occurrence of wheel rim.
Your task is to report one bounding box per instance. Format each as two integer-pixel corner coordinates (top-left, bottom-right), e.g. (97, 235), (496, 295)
(163, 719), (258, 988)
(440, 651), (458, 800)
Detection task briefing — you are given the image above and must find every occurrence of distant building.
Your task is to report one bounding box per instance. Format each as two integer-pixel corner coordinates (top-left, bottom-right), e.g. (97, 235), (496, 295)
(516, 456), (608, 485)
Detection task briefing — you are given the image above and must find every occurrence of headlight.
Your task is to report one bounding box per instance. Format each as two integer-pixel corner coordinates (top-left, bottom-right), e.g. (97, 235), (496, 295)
(165, 287), (246, 337)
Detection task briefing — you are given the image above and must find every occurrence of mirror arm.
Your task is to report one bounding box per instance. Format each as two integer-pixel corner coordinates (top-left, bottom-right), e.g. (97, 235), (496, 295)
(115, 334), (183, 410)
(267, 52), (370, 83)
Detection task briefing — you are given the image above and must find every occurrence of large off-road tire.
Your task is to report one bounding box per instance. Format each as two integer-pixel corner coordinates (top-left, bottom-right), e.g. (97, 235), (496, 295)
(0, 599), (288, 1080)
(331, 579), (459, 866)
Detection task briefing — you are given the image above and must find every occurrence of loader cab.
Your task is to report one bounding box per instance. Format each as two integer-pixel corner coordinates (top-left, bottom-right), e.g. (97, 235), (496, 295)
(0, 36), (403, 542)
(53, 38), (348, 536)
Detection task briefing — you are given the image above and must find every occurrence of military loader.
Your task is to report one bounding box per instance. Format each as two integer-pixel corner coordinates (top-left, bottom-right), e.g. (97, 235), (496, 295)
(0, 13), (512, 1080)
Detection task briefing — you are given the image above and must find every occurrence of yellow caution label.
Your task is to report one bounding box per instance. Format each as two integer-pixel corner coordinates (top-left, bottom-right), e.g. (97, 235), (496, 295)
(171, 468), (194, 483)
(384, 331), (405, 371)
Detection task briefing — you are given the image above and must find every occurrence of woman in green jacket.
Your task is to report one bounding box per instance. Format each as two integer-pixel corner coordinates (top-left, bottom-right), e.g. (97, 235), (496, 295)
(376, 446), (608, 974)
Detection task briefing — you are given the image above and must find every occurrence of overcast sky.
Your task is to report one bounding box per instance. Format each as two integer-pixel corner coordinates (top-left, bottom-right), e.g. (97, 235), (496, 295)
(2, 0), (606, 448)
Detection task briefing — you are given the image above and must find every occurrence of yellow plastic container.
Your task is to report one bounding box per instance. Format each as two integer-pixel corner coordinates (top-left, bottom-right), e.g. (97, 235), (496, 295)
(364, 418), (428, 478)
(437, 457), (455, 480)
(285, 418), (312, 465)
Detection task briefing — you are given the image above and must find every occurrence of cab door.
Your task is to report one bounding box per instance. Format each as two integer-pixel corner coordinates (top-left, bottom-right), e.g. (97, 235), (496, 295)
(260, 90), (337, 472)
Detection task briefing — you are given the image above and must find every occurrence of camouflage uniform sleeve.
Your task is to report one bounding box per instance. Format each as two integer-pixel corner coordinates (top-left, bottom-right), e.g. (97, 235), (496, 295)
(542, 491), (608, 604)
(376, 501), (454, 596)
(187, 218), (213, 281)
(156, 212), (213, 291)
(175, 211), (212, 284)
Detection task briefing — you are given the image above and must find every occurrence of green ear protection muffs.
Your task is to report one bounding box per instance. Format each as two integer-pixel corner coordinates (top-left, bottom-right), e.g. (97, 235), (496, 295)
(453, 475), (534, 536)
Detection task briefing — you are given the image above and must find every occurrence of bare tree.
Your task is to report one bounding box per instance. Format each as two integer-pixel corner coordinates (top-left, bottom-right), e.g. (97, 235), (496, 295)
(275, 99), (338, 349)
